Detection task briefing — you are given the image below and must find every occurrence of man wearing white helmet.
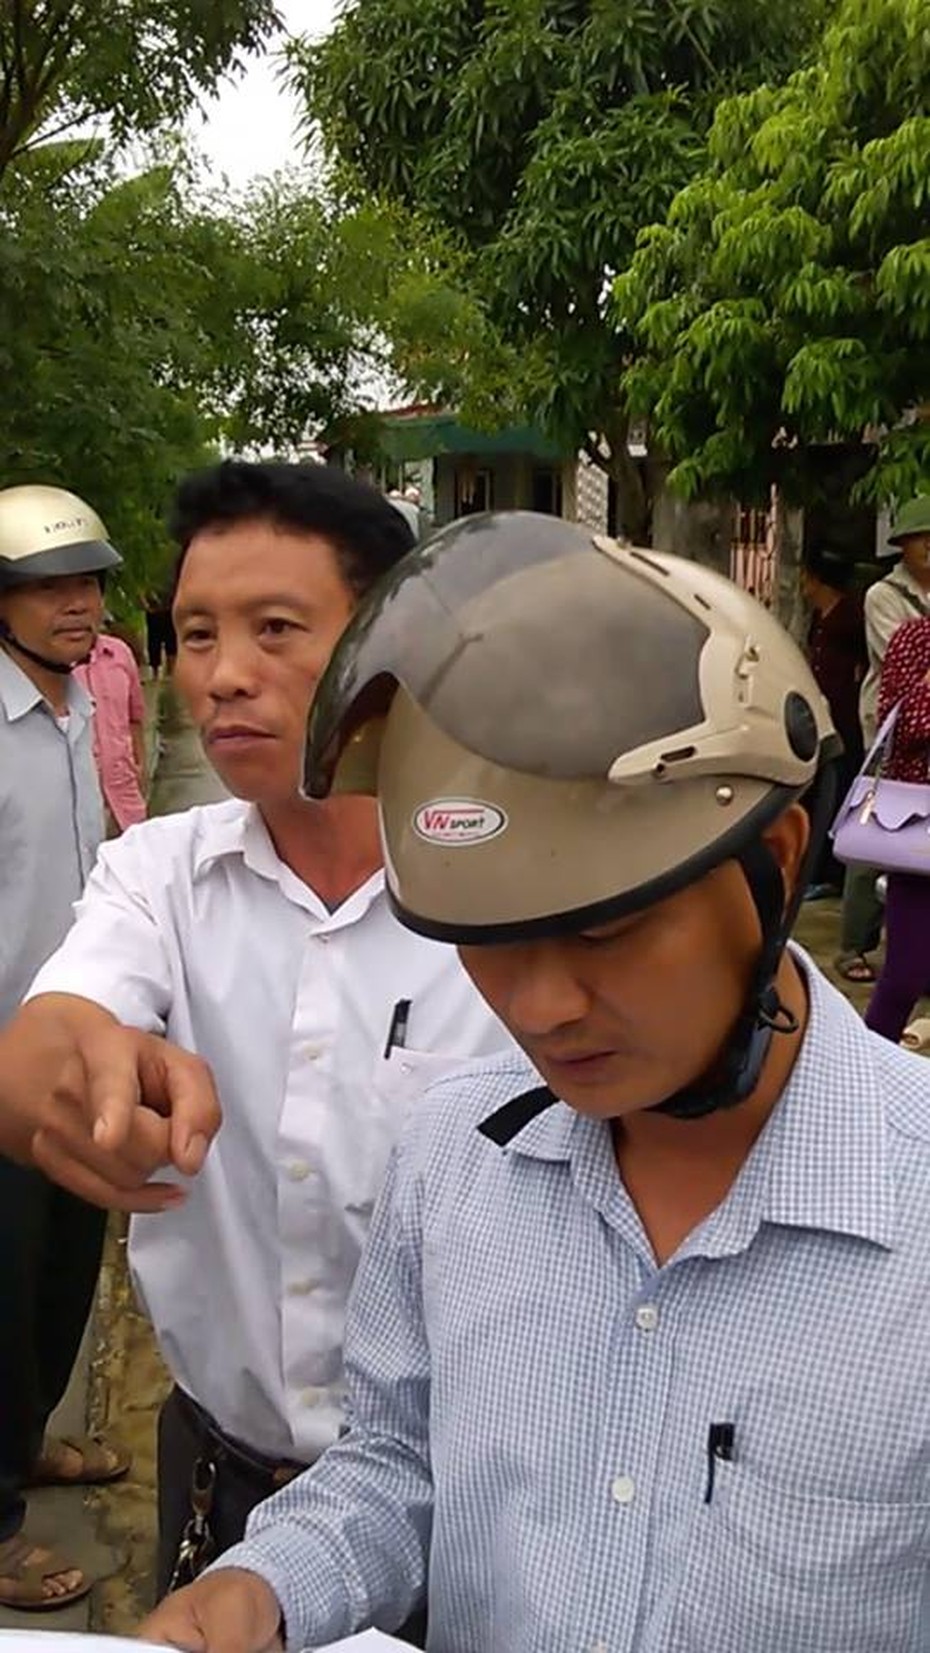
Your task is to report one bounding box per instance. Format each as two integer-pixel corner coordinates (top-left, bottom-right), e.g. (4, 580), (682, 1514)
(144, 512), (930, 1653)
(0, 484), (127, 1610)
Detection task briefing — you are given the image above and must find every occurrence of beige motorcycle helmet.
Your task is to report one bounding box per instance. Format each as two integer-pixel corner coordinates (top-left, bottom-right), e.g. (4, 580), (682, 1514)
(305, 511), (841, 1119)
(0, 484), (121, 673)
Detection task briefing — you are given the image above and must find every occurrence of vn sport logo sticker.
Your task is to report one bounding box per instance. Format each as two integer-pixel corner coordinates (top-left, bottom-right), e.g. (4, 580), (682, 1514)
(413, 798), (508, 846)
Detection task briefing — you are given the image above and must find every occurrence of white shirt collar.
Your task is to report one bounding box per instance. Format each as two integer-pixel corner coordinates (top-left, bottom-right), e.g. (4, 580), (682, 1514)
(191, 799), (385, 924)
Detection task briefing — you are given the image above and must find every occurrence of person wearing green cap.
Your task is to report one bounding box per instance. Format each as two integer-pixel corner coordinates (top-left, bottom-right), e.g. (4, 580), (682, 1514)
(861, 495), (930, 740)
(836, 495), (930, 983)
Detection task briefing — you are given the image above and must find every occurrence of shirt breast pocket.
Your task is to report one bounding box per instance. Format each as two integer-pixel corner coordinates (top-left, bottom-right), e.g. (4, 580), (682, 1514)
(347, 1049), (467, 1220)
(669, 1458), (930, 1652)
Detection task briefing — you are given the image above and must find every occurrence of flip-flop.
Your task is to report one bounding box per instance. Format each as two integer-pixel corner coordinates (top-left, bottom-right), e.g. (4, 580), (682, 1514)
(902, 1018), (930, 1055)
(29, 1431), (131, 1488)
(0, 1530), (92, 1610)
(834, 954), (877, 984)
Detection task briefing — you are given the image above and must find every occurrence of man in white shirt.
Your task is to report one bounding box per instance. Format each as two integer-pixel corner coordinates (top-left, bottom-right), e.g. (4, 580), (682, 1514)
(15, 460), (513, 1602)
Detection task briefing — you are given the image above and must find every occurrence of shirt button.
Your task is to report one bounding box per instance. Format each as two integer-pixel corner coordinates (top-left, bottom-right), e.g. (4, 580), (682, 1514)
(304, 1042), (324, 1060)
(286, 1159), (311, 1182)
(288, 1278), (317, 1296)
(300, 1386), (325, 1407)
(611, 1474), (636, 1506)
(635, 1304), (659, 1333)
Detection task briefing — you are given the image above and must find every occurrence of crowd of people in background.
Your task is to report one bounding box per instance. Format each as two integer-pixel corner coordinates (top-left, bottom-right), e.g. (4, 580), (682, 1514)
(1, 468), (929, 1648)
(801, 498), (930, 1047)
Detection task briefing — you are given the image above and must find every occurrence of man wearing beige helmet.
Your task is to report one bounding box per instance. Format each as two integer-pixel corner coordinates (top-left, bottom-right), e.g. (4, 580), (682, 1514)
(0, 484), (129, 1611)
(144, 512), (930, 1653)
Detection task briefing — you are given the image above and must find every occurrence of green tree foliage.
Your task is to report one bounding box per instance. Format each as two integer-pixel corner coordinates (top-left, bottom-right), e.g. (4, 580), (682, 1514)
(292, 0), (824, 536)
(0, 151), (380, 600)
(616, 0), (930, 509)
(0, 0), (278, 183)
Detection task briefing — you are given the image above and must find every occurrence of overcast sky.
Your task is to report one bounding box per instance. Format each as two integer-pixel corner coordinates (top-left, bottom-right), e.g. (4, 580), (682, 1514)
(193, 0), (336, 186)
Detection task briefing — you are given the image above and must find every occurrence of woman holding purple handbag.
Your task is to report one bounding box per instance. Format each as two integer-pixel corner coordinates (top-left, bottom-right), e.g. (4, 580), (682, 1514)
(859, 615), (930, 1040)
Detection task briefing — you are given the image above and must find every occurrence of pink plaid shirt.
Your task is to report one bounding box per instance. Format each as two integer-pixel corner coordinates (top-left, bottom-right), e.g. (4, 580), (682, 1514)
(75, 635), (147, 830)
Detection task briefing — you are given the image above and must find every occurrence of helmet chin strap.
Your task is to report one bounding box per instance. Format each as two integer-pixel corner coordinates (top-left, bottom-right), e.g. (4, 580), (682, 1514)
(654, 764), (839, 1122)
(1, 627), (76, 674)
(479, 761), (841, 1148)
(652, 840), (793, 1121)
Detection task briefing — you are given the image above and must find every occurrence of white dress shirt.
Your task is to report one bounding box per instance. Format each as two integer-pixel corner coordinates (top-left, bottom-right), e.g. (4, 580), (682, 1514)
(28, 799), (514, 1459)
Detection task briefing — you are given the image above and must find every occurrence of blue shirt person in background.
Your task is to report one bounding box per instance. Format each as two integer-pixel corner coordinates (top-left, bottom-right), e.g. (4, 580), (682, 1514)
(144, 515), (930, 1653)
(0, 485), (126, 1611)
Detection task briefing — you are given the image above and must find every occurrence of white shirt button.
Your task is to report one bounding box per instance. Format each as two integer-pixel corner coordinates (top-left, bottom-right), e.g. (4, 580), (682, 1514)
(304, 1042), (325, 1060)
(635, 1304), (659, 1333)
(300, 1386), (325, 1407)
(288, 1278), (317, 1296)
(286, 1159), (311, 1182)
(611, 1474), (636, 1506)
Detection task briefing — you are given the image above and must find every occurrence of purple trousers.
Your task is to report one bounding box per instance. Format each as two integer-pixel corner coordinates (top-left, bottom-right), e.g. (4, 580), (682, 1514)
(865, 872), (930, 1042)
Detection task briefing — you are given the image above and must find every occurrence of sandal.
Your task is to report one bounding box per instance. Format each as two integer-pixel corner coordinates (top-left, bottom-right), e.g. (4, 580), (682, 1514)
(0, 1529), (91, 1610)
(29, 1431), (131, 1488)
(834, 954), (877, 985)
(902, 1018), (930, 1055)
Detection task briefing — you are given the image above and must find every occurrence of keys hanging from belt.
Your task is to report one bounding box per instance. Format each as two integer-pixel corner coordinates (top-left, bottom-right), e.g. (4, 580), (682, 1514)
(169, 1454), (218, 1590)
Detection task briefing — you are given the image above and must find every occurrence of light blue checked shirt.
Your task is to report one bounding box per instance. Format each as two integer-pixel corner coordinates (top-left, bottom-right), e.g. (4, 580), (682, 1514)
(219, 951), (930, 1652)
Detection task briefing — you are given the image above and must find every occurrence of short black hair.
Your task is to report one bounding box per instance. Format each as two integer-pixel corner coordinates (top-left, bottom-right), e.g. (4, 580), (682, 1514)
(168, 459), (415, 598)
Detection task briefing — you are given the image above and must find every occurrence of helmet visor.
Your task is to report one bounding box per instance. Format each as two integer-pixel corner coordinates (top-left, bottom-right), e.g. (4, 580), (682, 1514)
(305, 513), (709, 794)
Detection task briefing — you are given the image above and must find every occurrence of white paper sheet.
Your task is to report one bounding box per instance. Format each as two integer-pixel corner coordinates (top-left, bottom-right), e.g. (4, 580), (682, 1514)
(313, 1632), (409, 1652)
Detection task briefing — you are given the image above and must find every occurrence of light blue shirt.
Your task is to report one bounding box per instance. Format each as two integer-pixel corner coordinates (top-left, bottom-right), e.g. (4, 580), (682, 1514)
(220, 953), (930, 1652)
(0, 646), (102, 1026)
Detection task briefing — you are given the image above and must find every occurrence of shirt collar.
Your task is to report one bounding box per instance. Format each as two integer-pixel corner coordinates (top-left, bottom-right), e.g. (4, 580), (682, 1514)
(888, 563), (930, 606)
(750, 951), (895, 1250)
(0, 647), (43, 719)
(0, 645), (92, 724)
(191, 800), (386, 922)
(479, 947), (896, 1254)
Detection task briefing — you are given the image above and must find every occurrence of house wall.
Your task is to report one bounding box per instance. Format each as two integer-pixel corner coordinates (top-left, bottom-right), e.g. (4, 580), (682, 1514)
(652, 485), (735, 577)
(434, 453), (574, 522)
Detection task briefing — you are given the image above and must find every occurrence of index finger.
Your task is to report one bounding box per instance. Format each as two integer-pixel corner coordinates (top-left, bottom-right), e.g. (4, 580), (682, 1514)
(79, 1022), (144, 1151)
(138, 1039), (222, 1175)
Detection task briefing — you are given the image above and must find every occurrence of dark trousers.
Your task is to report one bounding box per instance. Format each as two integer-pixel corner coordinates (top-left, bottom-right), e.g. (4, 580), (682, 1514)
(0, 1156), (106, 1540)
(156, 1387), (305, 1600)
(840, 862), (884, 957)
(144, 609), (176, 676)
(815, 746), (862, 892)
(865, 873), (930, 1042)
(157, 1388), (427, 1645)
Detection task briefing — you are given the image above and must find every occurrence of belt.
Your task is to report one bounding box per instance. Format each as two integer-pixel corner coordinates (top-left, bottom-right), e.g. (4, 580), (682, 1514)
(176, 1386), (308, 1490)
(169, 1388), (310, 1590)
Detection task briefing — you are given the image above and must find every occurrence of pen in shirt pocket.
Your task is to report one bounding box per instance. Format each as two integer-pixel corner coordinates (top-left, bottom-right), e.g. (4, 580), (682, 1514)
(384, 998), (412, 1059)
(704, 1421), (735, 1504)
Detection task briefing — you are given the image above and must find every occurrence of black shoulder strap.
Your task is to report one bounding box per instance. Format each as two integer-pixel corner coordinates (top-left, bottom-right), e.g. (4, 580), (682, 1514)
(885, 579), (928, 619)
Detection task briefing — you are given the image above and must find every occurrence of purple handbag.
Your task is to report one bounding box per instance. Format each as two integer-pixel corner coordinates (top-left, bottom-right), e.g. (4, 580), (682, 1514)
(831, 704), (930, 875)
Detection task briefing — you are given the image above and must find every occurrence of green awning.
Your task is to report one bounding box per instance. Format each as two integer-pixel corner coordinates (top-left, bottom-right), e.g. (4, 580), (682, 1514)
(376, 411), (566, 463)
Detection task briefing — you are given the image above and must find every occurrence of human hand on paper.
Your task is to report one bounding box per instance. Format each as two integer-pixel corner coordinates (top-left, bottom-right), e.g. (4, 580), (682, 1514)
(138, 1568), (283, 1653)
